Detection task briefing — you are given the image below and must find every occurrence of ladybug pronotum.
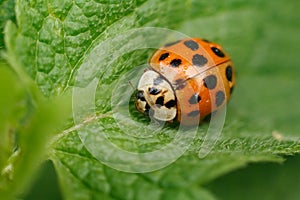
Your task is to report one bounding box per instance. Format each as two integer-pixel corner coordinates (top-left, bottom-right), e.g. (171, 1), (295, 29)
(135, 38), (236, 126)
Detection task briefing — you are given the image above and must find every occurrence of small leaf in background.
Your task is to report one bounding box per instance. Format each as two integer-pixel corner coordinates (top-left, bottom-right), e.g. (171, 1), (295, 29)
(0, 63), (26, 192)
(0, 0), (16, 50)
(0, 62), (72, 198)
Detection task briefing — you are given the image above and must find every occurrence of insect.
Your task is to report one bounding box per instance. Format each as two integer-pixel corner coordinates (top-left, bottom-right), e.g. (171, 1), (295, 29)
(135, 38), (236, 126)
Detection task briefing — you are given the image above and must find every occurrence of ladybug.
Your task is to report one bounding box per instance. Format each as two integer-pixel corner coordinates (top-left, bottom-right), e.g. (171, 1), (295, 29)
(135, 38), (236, 126)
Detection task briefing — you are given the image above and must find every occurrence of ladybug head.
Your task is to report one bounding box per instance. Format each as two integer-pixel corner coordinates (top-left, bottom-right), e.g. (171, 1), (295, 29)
(135, 70), (177, 122)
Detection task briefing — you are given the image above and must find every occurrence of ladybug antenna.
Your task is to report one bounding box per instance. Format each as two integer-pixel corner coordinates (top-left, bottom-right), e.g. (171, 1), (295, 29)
(128, 81), (135, 90)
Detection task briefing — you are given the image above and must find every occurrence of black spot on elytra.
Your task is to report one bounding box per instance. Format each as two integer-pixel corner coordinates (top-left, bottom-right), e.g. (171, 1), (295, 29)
(136, 90), (145, 101)
(189, 94), (201, 104)
(192, 54), (208, 67)
(153, 76), (164, 85)
(203, 75), (217, 89)
(174, 79), (186, 90)
(184, 40), (199, 51)
(165, 99), (176, 108)
(159, 53), (169, 61)
(226, 65), (233, 82)
(170, 59), (182, 67)
(148, 87), (161, 95)
(188, 110), (200, 117)
(216, 91), (225, 106)
(211, 47), (225, 57)
(155, 96), (164, 107)
(165, 40), (181, 47)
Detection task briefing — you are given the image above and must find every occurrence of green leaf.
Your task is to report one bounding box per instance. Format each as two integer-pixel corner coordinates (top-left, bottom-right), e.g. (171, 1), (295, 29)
(0, 0), (15, 50)
(6, 0), (189, 96)
(51, 132), (222, 200)
(0, 63), (26, 190)
(4, 0), (300, 199)
(0, 62), (72, 198)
